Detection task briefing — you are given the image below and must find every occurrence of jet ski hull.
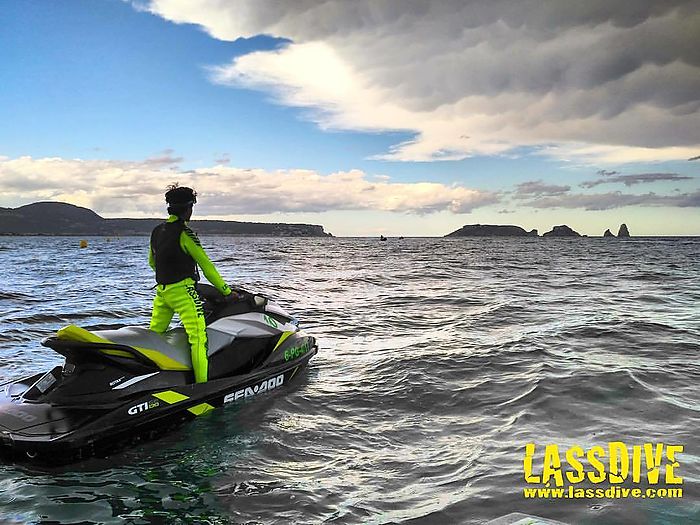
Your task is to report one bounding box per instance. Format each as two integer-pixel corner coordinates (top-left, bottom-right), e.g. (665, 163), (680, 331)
(0, 343), (316, 462)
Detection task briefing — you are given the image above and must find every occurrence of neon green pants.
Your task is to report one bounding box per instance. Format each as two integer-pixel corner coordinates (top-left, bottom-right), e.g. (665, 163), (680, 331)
(150, 278), (209, 383)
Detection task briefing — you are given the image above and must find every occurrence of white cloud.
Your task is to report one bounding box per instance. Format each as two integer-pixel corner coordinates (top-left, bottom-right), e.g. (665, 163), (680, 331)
(138, 0), (700, 164)
(0, 155), (498, 216)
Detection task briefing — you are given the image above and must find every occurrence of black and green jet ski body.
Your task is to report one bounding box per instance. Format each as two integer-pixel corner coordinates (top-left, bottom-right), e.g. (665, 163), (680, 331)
(0, 284), (317, 463)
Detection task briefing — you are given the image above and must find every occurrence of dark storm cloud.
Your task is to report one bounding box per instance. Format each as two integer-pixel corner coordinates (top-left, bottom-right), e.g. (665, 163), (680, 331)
(329, 1), (700, 119)
(142, 0), (700, 159)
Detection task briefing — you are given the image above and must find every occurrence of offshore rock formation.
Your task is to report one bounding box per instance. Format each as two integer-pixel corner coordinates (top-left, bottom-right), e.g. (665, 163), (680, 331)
(446, 224), (538, 237)
(603, 229), (615, 237)
(542, 225), (581, 237)
(0, 202), (333, 237)
(617, 223), (631, 237)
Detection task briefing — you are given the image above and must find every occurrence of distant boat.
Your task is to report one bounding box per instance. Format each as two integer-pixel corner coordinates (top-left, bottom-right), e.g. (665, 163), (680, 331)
(380, 235), (387, 241)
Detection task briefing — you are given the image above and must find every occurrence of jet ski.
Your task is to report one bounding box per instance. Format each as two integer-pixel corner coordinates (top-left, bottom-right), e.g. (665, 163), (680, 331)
(0, 284), (317, 463)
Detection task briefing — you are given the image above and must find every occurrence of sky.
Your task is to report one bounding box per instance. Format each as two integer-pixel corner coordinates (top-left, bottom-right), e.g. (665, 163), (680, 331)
(1, 0), (699, 236)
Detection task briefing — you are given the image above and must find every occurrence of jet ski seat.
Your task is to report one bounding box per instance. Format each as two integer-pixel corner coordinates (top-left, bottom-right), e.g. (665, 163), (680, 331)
(56, 325), (237, 371)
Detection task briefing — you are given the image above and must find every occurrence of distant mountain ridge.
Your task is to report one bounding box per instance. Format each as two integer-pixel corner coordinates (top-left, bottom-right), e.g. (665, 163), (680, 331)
(0, 202), (333, 237)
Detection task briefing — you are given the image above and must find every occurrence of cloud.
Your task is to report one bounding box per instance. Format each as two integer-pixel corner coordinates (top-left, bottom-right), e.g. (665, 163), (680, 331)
(515, 180), (571, 196)
(524, 190), (700, 210)
(580, 172), (694, 188)
(136, 0), (700, 163)
(0, 155), (497, 216)
(511, 173), (698, 209)
(144, 149), (184, 168)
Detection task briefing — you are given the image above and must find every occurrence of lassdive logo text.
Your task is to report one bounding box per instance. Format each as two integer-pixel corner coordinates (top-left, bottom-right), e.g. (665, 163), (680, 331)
(523, 442), (683, 500)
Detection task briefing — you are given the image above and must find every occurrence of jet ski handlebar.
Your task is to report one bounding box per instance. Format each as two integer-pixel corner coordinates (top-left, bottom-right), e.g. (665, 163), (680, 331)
(196, 283), (268, 308)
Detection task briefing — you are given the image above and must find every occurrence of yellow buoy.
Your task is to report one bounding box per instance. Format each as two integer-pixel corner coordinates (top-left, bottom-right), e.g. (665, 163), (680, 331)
(79, 239), (88, 248)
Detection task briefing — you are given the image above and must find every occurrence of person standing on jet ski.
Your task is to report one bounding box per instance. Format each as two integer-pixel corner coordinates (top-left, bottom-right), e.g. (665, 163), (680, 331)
(149, 184), (234, 383)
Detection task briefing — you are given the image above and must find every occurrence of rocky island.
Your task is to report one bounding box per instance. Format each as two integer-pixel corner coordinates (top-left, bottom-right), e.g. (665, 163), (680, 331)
(602, 224), (631, 238)
(0, 202), (333, 237)
(446, 223), (620, 238)
(542, 225), (581, 237)
(446, 224), (538, 237)
(617, 223), (631, 237)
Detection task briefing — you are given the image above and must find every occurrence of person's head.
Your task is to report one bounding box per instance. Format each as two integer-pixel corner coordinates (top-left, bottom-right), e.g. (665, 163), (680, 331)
(165, 183), (197, 220)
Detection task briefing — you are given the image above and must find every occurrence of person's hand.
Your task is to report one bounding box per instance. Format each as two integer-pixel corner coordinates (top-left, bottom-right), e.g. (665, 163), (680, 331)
(225, 291), (245, 303)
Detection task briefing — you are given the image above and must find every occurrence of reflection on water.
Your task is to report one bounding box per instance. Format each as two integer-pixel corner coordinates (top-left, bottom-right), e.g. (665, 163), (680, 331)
(0, 236), (698, 524)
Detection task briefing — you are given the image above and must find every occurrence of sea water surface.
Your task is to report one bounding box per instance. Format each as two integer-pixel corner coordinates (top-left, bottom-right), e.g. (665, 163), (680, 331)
(0, 236), (698, 525)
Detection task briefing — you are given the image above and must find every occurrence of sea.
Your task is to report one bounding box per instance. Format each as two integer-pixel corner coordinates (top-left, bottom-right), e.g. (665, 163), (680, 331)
(0, 236), (698, 525)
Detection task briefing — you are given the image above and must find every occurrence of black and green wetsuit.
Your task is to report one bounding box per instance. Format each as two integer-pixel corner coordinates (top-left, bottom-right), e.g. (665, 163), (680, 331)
(149, 215), (231, 383)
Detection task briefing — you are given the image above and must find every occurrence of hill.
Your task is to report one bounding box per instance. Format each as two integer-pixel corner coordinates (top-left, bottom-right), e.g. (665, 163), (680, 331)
(0, 202), (333, 237)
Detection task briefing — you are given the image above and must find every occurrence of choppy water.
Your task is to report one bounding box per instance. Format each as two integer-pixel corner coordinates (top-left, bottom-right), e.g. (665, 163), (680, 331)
(0, 236), (698, 525)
